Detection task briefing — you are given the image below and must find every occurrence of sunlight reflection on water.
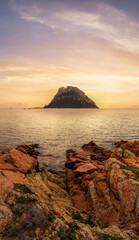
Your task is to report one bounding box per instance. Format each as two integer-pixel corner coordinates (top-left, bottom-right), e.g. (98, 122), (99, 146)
(0, 108), (139, 169)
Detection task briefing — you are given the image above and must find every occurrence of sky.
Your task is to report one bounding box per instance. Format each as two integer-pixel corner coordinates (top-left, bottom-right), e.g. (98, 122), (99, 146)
(0, 0), (139, 108)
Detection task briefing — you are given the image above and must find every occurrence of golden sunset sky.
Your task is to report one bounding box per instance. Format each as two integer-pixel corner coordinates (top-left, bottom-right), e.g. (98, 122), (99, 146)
(0, 0), (139, 108)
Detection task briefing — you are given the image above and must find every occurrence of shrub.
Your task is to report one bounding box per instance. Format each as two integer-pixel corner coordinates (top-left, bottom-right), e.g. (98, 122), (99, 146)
(5, 205), (48, 240)
(96, 233), (124, 240)
(72, 212), (82, 221)
(5, 224), (20, 238)
(48, 211), (55, 222)
(0, 171), (6, 177)
(16, 195), (36, 204)
(14, 184), (35, 194)
(58, 221), (78, 240)
(121, 164), (139, 180)
(19, 206), (48, 230)
(84, 215), (95, 227)
(72, 212), (95, 227)
(58, 227), (75, 240)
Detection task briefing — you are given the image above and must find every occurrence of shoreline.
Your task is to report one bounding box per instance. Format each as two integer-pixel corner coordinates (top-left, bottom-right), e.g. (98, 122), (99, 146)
(0, 140), (139, 239)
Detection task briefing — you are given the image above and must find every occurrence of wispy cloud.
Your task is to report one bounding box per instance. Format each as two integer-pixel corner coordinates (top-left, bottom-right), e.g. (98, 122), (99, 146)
(20, 15), (45, 24)
(56, 4), (139, 52)
(0, 0), (138, 107)
(11, 0), (139, 52)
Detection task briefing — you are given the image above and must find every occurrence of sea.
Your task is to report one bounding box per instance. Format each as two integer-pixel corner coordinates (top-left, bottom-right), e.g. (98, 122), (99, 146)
(0, 108), (139, 170)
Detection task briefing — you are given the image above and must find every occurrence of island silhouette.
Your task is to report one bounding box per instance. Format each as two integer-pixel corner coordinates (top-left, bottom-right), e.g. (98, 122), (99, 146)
(44, 86), (98, 108)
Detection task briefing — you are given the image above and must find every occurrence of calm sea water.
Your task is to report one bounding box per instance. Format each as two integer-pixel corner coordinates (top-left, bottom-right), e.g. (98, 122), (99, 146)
(0, 108), (139, 170)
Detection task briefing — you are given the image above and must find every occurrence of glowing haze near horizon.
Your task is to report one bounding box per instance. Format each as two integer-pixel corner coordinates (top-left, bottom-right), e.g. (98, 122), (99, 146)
(0, 0), (139, 108)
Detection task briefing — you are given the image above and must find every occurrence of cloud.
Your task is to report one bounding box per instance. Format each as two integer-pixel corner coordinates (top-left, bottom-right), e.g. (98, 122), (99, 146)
(10, 0), (139, 52)
(56, 4), (139, 52)
(20, 15), (45, 24)
(0, 0), (137, 107)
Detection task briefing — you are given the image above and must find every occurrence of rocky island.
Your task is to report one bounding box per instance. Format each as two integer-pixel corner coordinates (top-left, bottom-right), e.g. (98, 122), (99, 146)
(0, 141), (139, 239)
(44, 86), (99, 108)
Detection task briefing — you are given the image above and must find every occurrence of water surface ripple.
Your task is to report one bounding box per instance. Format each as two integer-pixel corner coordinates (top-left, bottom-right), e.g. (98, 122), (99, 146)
(0, 108), (139, 169)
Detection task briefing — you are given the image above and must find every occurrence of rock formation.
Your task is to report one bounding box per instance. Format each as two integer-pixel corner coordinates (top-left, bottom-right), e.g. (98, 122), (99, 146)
(66, 141), (139, 233)
(44, 86), (99, 108)
(114, 140), (139, 157)
(0, 144), (39, 235)
(0, 141), (139, 239)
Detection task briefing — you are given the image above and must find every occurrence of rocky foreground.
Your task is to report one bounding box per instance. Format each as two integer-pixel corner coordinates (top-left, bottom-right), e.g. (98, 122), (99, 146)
(0, 141), (139, 239)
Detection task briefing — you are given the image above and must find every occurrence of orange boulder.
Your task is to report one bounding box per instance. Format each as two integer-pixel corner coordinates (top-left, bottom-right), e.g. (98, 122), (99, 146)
(74, 163), (97, 174)
(0, 149), (37, 173)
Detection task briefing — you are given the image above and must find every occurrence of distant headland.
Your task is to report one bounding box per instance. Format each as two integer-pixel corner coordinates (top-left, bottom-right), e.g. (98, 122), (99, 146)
(44, 86), (99, 108)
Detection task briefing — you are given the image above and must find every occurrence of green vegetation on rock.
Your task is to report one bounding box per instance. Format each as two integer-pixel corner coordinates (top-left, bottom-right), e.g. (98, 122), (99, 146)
(58, 221), (78, 240)
(14, 183), (35, 194)
(121, 164), (139, 180)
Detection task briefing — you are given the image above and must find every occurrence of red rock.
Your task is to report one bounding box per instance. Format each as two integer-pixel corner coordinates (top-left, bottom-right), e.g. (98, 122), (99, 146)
(65, 158), (88, 169)
(123, 149), (136, 159)
(0, 149), (37, 173)
(110, 148), (123, 159)
(0, 170), (24, 226)
(17, 144), (40, 158)
(66, 169), (88, 210)
(65, 150), (90, 168)
(122, 158), (139, 170)
(114, 140), (139, 157)
(74, 163), (97, 174)
(90, 153), (106, 161)
(66, 141), (139, 228)
(110, 148), (139, 169)
(72, 162), (87, 169)
(0, 170), (24, 195)
(117, 179), (139, 216)
(69, 185), (87, 210)
(74, 151), (89, 160)
(0, 144), (39, 234)
(1, 147), (12, 154)
(88, 180), (120, 226)
(82, 141), (112, 159)
(104, 158), (126, 172)
(111, 148), (136, 160)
